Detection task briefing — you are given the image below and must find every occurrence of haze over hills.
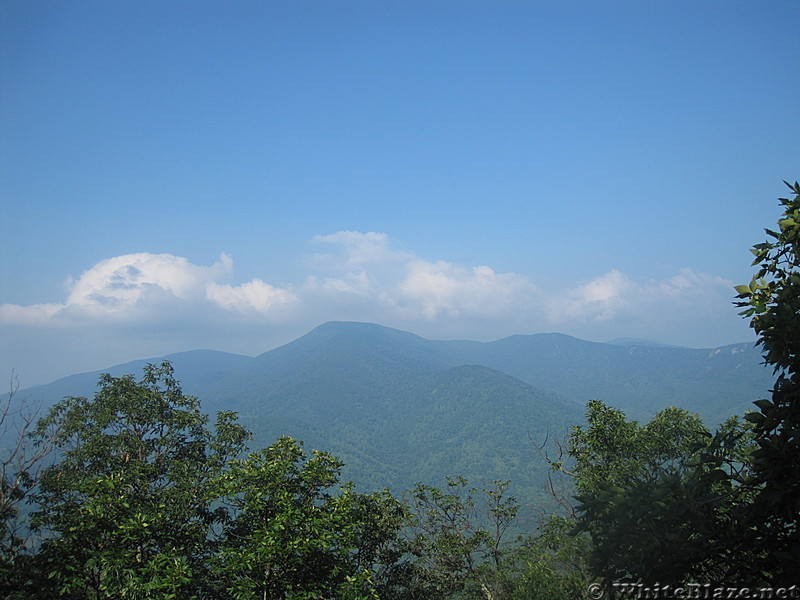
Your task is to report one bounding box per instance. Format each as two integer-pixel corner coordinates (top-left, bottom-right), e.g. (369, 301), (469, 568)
(443, 331), (771, 424)
(17, 349), (253, 402)
(195, 322), (580, 499)
(10, 321), (773, 510)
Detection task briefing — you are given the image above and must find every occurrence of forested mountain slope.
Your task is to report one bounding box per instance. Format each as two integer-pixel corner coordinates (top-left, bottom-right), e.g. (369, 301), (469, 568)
(9, 321), (772, 507)
(197, 322), (580, 500)
(446, 332), (771, 423)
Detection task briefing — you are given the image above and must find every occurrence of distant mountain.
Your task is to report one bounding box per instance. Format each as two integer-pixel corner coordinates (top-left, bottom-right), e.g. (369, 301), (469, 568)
(442, 333), (771, 423)
(7, 321), (774, 511)
(15, 349), (253, 407)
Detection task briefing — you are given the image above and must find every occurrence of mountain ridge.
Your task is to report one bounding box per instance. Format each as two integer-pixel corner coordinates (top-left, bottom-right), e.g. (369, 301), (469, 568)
(13, 321), (768, 424)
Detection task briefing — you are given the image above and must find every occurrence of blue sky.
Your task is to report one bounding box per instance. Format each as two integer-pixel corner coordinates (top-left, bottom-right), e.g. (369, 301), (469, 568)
(2, 1), (799, 385)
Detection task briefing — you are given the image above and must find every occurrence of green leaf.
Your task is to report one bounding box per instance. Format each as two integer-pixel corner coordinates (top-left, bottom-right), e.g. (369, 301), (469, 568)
(753, 398), (773, 411)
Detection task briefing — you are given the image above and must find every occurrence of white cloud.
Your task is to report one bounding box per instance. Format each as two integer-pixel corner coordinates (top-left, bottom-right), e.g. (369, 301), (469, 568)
(303, 272), (377, 297)
(0, 252), (297, 326)
(548, 269), (635, 323)
(398, 260), (537, 319)
(206, 280), (297, 314)
(545, 267), (734, 326)
(64, 252), (232, 315)
(308, 231), (411, 270)
(654, 268), (729, 298)
(0, 302), (62, 326)
(299, 232), (538, 321)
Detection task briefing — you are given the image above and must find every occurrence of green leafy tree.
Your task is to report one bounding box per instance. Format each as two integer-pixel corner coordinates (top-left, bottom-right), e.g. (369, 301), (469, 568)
(497, 515), (591, 600)
(212, 436), (409, 600)
(404, 477), (519, 600)
(734, 180), (800, 583)
(403, 476), (592, 600)
(30, 362), (250, 600)
(570, 401), (756, 587)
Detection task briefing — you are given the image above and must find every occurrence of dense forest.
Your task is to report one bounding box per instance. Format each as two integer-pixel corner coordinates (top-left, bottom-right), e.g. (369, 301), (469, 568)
(1, 182), (798, 599)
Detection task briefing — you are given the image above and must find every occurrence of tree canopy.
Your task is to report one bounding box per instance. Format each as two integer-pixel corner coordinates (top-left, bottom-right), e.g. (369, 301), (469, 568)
(29, 363), (250, 599)
(570, 401), (756, 586)
(734, 180), (800, 582)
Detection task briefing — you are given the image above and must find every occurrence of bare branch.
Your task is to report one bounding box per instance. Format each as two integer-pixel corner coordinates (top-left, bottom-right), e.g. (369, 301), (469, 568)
(531, 428), (577, 518)
(0, 371), (59, 555)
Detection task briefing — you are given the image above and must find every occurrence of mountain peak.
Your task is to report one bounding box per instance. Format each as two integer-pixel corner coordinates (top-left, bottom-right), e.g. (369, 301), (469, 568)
(281, 321), (436, 355)
(305, 321), (424, 341)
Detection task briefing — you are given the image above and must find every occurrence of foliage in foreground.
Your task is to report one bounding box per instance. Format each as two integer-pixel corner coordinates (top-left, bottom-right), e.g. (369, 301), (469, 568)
(569, 402), (757, 586)
(734, 180), (800, 582)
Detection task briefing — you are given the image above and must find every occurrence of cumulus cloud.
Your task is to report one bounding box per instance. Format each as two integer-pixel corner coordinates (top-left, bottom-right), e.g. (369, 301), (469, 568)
(548, 269), (635, 323)
(0, 252), (296, 326)
(300, 232), (538, 321)
(398, 260), (537, 319)
(206, 280), (297, 314)
(64, 253), (232, 316)
(543, 267), (735, 344)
